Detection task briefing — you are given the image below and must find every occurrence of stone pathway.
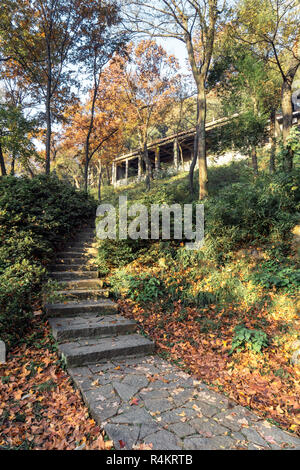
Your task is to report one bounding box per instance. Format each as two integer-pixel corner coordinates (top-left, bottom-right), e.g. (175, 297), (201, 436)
(69, 355), (300, 450)
(45, 223), (300, 451)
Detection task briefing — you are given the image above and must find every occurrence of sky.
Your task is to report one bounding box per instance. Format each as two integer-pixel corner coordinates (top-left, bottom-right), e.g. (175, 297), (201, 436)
(157, 37), (189, 71)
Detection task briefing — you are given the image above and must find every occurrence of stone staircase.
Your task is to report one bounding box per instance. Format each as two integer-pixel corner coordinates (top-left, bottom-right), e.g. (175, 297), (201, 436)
(45, 224), (155, 368)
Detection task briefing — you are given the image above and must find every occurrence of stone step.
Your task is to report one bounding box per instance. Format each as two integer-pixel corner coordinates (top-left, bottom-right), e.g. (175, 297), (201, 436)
(49, 314), (136, 342)
(59, 333), (155, 367)
(49, 271), (98, 281)
(75, 234), (95, 241)
(56, 251), (94, 259)
(54, 289), (109, 301)
(75, 228), (95, 235)
(57, 279), (104, 290)
(55, 257), (97, 265)
(45, 299), (118, 317)
(48, 264), (98, 272)
(65, 241), (97, 249)
(61, 248), (98, 256)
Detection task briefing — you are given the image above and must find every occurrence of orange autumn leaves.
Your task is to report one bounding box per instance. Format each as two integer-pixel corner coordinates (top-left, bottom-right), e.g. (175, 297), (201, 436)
(119, 297), (300, 436)
(0, 318), (110, 450)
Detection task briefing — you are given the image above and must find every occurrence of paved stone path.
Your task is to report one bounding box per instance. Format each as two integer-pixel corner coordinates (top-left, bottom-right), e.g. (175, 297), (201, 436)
(68, 355), (300, 450)
(46, 223), (300, 450)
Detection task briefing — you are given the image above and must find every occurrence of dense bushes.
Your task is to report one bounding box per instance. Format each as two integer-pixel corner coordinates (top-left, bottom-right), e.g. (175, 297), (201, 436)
(97, 164), (300, 269)
(0, 175), (96, 347)
(204, 170), (300, 259)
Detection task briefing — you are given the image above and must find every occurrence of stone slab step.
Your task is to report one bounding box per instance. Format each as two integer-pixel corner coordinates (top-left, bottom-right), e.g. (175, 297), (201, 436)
(49, 271), (98, 281)
(55, 252), (94, 260)
(60, 248), (98, 256)
(45, 299), (118, 317)
(54, 289), (109, 301)
(59, 334), (155, 367)
(49, 314), (136, 342)
(75, 234), (95, 240)
(75, 229), (95, 236)
(57, 279), (104, 290)
(55, 257), (97, 265)
(65, 241), (97, 249)
(48, 264), (98, 272)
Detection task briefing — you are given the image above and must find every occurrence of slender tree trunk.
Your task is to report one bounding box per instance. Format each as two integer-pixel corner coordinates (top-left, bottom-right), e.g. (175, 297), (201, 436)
(10, 152), (15, 175)
(142, 141), (151, 191)
(84, 157), (90, 193)
(178, 143), (183, 167)
(84, 64), (99, 192)
(0, 140), (7, 176)
(251, 146), (258, 175)
(281, 79), (293, 144)
(98, 163), (102, 202)
(269, 109), (276, 174)
(106, 165), (111, 184)
(281, 76), (297, 172)
(189, 129), (198, 194)
(45, 97), (51, 174)
(188, 76), (208, 199)
(197, 80), (208, 200)
(45, 38), (52, 175)
(74, 175), (80, 189)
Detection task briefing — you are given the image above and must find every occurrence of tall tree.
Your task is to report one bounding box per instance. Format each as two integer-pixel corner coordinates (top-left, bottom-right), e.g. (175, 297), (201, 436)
(209, 37), (281, 173)
(233, 0), (300, 170)
(124, 0), (225, 199)
(76, 4), (126, 192)
(0, 102), (38, 176)
(110, 40), (179, 190)
(0, 0), (122, 174)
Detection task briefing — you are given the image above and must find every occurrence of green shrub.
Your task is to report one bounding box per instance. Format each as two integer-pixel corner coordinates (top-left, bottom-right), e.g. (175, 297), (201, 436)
(249, 259), (300, 293)
(204, 170), (300, 258)
(229, 325), (269, 355)
(0, 174), (96, 348)
(110, 271), (163, 303)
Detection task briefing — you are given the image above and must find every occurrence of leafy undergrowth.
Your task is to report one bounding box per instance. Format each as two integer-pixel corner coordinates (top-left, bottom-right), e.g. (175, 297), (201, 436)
(0, 317), (111, 450)
(108, 247), (300, 437)
(120, 296), (300, 435)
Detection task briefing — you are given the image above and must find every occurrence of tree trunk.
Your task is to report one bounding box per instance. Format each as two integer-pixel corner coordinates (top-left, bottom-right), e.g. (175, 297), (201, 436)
(0, 140), (7, 176)
(84, 59), (99, 192)
(251, 146), (258, 175)
(189, 77), (208, 199)
(45, 39), (52, 175)
(74, 175), (80, 189)
(197, 81), (208, 200)
(84, 156), (89, 193)
(10, 153), (15, 175)
(142, 140), (151, 191)
(179, 143), (184, 167)
(98, 163), (103, 202)
(269, 109), (276, 174)
(281, 79), (294, 172)
(281, 79), (293, 144)
(106, 165), (111, 184)
(189, 130), (198, 194)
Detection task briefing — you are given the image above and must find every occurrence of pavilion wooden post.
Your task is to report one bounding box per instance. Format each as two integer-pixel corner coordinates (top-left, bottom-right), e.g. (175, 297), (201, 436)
(125, 158), (129, 184)
(138, 154), (143, 180)
(173, 138), (179, 171)
(112, 162), (117, 186)
(155, 146), (160, 172)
